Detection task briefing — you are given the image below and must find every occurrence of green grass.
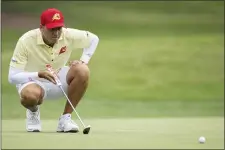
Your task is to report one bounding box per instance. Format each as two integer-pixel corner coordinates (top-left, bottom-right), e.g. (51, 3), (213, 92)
(2, 96), (224, 119)
(2, 117), (224, 149)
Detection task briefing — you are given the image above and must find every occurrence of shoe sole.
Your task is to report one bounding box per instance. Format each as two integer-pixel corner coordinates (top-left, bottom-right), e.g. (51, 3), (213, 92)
(27, 129), (41, 132)
(57, 130), (79, 133)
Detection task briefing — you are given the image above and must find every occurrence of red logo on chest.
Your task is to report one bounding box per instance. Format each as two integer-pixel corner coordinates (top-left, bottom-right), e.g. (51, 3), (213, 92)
(59, 46), (67, 55)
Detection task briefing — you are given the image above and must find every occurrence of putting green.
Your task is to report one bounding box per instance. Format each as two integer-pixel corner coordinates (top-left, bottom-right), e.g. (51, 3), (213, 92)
(2, 117), (224, 149)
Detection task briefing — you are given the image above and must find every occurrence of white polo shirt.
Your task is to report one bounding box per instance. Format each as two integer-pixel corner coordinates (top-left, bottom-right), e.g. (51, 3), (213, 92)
(10, 27), (96, 72)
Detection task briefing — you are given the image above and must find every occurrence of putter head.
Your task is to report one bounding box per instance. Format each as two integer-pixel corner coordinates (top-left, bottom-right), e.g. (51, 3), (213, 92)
(83, 125), (91, 134)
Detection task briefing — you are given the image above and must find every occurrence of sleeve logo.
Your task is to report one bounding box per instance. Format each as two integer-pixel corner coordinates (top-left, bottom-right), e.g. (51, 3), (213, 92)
(11, 57), (18, 63)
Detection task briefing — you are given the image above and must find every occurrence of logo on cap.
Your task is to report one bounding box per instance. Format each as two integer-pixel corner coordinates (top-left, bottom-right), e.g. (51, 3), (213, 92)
(52, 13), (61, 21)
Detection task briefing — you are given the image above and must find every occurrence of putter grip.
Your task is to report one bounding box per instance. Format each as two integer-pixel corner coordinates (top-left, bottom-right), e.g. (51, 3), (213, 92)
(46, 64), (62, 86)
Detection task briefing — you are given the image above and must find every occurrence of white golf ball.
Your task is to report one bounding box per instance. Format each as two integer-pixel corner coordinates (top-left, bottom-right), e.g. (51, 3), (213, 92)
(198, 136), (206, 144)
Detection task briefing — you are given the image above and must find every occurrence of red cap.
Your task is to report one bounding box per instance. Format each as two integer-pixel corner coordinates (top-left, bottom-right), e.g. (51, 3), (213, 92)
(40, 8), (64, 29)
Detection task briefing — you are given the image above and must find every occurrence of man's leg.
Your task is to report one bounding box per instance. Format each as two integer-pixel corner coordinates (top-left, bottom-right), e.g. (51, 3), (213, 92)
(19, 82), (45, 132)
(63, 64), (90, 114)
(56, 64), (89, 133)
(20, 83), (44, 111)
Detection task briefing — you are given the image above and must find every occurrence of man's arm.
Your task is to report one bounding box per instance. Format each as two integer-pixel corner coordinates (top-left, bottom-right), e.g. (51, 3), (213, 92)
(67, 28), (99, 65)
(8, 67), (39, 84)
(8, 66), (57, 85)
(80, 32), (99, 64)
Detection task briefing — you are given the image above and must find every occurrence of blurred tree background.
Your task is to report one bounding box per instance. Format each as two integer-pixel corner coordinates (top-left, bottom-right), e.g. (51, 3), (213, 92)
(1, 1), (224, 119)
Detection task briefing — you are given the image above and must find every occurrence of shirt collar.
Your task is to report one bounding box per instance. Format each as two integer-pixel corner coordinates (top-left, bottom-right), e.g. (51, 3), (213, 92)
(37, 28), (63, 45)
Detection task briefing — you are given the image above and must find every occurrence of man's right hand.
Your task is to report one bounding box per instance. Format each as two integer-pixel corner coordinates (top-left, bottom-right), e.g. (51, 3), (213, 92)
(38, 71), (56, 84)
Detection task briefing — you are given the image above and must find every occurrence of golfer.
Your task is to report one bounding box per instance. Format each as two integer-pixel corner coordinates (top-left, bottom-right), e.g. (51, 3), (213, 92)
(8, 8), (99, 133)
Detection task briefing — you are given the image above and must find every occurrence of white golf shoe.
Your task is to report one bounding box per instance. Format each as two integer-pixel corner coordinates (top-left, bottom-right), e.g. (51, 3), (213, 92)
(57, 114), (79, 133)
(26, 108), (41, 132)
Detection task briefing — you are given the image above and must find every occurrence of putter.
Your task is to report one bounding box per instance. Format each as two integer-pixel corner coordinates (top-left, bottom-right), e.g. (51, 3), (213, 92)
(46, 64), (91, 134)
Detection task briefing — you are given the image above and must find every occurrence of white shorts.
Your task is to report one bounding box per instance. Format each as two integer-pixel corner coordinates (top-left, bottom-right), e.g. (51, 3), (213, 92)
(16, 66), (70, 100)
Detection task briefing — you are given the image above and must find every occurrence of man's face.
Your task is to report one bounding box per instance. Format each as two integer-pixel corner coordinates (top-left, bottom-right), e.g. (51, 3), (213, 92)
(40, 25), (62, 45)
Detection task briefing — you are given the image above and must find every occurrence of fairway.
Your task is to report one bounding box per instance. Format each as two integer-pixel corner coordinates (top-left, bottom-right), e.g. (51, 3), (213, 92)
(2, 117), (224, 149)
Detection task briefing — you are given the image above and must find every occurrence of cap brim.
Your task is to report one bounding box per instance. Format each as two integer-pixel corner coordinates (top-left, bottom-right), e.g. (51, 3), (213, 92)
(46, 23), (64, 29)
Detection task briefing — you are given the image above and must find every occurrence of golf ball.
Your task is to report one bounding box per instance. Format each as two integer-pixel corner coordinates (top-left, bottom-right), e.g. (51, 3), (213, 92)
(198, 136), (206, 144)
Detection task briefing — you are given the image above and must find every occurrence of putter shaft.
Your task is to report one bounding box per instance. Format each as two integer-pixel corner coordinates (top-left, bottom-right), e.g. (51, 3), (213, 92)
(59, 86), (86, 128)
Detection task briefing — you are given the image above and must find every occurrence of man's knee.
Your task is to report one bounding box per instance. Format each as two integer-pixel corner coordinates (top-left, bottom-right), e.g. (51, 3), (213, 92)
(67, 64), (90, 84)
(20, 84), (44, 106)
(73, 64), (90, 78)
